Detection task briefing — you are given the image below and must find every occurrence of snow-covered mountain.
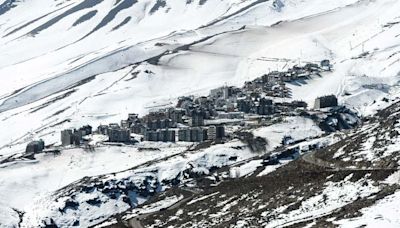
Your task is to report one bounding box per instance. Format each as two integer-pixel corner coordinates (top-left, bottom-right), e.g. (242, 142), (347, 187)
(2, 0), (400, 156)
(1, 0), (400, 227)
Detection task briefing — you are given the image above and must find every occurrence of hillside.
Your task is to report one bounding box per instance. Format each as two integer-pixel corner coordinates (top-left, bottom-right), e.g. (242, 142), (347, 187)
(115, 101), (400, 228)
(1, 0), (400, 227)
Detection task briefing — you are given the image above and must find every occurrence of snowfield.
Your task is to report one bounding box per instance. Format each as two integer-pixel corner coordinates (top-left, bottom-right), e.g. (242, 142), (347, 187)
(253, 116), (324, 149)
(1, 0), (400, 157)
(1, 0), (400, 227)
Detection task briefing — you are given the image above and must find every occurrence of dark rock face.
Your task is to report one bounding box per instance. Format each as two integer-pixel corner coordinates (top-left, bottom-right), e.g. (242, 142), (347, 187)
(28, 0), (104, 36)
(318, 106), (361, 132)
(149, 0), (167, 14)
(72, 10), (98, 26)
(59, 200), (79, 213)
(86, 198), (101, 206)
(81, 0), (138, 39)
(0, 0), (18, 16)
(236, 132), (268, 153)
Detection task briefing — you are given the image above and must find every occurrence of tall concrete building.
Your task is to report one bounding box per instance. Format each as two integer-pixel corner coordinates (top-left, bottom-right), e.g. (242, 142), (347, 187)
(190, 110), (204, 127)
(61, 129), (80, 146)
(314, 95), (338, 109)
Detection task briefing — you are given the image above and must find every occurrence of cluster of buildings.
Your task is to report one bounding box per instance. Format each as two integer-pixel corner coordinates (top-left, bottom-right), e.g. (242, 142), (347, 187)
(177, 125), (225, 142)
(145, 129), (176, 142)
(59, 123), (133, 146)
(61, 125), (93, 146)
(130, 107), (226, 143)
(244, 60), (331, 98)
(98, 124), (131, 143)
(23, 60), (343, 153)
(118, 95), (228, 143)
(60, 61), (334, 146)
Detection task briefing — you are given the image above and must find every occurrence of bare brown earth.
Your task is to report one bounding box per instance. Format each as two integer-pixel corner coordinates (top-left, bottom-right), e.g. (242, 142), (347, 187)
(103, 157), (397, 228)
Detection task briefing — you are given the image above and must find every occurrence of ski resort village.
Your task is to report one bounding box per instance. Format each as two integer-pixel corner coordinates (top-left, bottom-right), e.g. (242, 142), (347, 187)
(25, 60), (352, 153)
(1, 0), (400, 227)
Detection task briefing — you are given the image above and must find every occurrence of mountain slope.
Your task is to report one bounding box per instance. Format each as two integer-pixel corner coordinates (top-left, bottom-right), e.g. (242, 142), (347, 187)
(113, 102), (400, 228)
(1, 0), (400, 227)
(1, 0), (400, 157)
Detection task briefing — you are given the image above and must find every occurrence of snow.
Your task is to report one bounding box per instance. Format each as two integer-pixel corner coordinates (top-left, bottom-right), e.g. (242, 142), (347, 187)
(18, 140), (255, 226)
(0, 0), (259, 99)
(253, 116), (324, 150)
(237, 160), (263, 177)
(343, 118), (400, 163)
(262, 174), (380, 227)
(85, 134), (108, 145)
(0, 0), (399, 160)
(257, 164), (281, 177)
(1, 0), (400, 226)
(230, 160), (263, 178)
(257, 160), (292, 177)
(0, 204), (20, 228)
(333, 146), (346, 159)
(22, 189), (134, 228)
(356, 136), (377, 161)
(335, 191), (400, 228)
(0, 143), (188, 223)
(187, 192), (220, 206)
(383, 171), (400, 185)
